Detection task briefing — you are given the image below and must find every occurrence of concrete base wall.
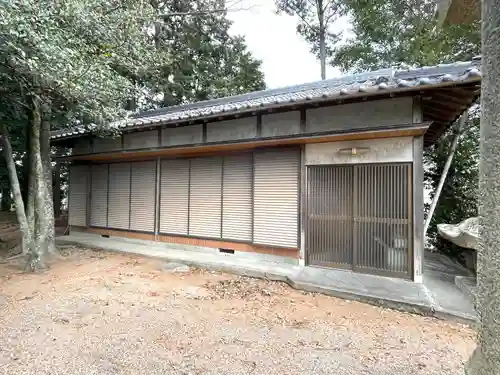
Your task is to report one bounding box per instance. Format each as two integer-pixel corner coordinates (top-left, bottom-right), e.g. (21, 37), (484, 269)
(70, 226), (299, 262)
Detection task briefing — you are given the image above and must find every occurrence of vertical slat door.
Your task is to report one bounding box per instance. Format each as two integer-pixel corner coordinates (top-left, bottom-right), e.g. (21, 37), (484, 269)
(90, 164), (108, 227)
(354, 163), (411, 276)
(222, 153), (253, 241)
(68, 165), (89, 227)
(107, 163), (131, 230)
(306, 166), (353, 267)
(130, 161), (156, 232)
(189, 157), (223, 238)
(305, 163), (412, 278)
(253, 148), (299, 247)
(159, 159), (190, 235)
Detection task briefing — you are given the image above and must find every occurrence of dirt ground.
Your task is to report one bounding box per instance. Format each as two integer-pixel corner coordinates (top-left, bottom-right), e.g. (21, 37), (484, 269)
(0, 245), (476, 375)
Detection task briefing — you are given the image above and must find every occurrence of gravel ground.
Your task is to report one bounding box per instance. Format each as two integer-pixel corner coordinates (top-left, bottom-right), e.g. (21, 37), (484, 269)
(0, 247), (475, 375)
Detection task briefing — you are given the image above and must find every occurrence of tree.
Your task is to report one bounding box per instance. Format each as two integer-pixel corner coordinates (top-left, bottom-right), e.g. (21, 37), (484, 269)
(332, 0), (479, 71)
(0, 0), (163, 269)
(275, 0), (344, 80)
(147, 0), (265, 109)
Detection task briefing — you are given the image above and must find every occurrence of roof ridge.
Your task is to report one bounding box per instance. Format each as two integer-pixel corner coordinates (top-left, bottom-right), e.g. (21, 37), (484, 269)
(135, 67), (396, 119)
(51, 59), (481, 140)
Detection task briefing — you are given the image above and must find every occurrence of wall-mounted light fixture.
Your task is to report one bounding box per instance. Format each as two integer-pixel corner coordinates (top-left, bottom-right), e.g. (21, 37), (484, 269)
(338, 147), (371, 156)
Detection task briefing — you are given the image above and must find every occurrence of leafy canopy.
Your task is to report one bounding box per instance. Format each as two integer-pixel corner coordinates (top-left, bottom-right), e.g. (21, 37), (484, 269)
(150, 0), (265, 108)
(332, 0), (480, 71)
(0, 0), (164, 124)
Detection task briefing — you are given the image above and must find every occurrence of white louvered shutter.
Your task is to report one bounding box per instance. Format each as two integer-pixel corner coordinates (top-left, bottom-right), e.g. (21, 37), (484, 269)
(107, 163), (131, 230)
(68, 165), (89, 227)
(222, 153), (253, 241)
(189, 157), (222, 238)
(159, 159), (189, 235)
(130, 161), (156, 232)
(90, 164), (108, 227)
(253, 148), (300, 247)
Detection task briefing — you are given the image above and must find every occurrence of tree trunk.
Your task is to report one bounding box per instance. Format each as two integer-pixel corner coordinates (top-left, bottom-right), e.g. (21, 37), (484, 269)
(23, 120), (35, 233)
(424, 112), (468, 237)
(25, 96), (48, 271)
(151, 6), (175, 107)
(0, 126), (32, 255)
(1, 186), (12, 211)
(317, 0), (326, 80)
(22, 126), (31, 209)
(465, 0), (500, 373)
(0, 188), (5, 211)
(26, 159), (35, 232)
(40, 104), (57, 255)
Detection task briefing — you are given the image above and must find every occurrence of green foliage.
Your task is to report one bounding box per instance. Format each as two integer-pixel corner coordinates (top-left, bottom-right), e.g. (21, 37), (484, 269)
(0, 0), (163, 124)
(0, 0), (264, 125)
(148, 0), (265, 108)
(332, 0), (480, 71)
(424, 112), (479, 255)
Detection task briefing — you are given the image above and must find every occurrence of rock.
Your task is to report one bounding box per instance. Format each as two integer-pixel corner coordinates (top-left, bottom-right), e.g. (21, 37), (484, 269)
(55, 317), (70, 324)
(437, 217), (479, 250)
(161, 262), (190, 274)
(181, 286), (209, 299)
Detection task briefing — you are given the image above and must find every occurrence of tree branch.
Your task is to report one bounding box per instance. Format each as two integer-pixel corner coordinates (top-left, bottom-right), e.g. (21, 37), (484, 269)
(160, 5), (256, 18)
(306, 0), (318, 10)
(284, 2), (315, 31)
(322, 0), (334, 13)
(102, 4), (125, 16)
(324, 8), (340, 25)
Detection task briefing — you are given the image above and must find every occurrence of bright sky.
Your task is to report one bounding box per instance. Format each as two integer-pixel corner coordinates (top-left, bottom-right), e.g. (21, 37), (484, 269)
(227, 0), (345, 89)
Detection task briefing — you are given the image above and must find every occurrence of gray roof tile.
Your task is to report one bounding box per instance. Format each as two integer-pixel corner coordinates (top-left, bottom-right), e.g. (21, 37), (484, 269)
(51, 58), (481, 140)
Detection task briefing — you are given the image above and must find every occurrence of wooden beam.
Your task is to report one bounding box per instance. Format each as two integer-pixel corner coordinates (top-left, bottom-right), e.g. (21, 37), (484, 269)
(426, 106), (459, 121)
(423, 98), (466, 112)
(432, 89), (477, 105)
(57, 123), (431, 162)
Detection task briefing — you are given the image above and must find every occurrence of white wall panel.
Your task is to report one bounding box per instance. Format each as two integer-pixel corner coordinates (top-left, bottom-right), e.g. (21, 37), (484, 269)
(305, 137), (414, 165)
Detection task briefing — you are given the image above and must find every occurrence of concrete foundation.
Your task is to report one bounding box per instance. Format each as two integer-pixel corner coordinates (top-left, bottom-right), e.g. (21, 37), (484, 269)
(57, 232), (477, 324)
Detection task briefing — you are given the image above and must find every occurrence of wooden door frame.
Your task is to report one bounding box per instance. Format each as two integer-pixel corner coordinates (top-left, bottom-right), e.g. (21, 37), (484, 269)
(305, 163), (414, 279)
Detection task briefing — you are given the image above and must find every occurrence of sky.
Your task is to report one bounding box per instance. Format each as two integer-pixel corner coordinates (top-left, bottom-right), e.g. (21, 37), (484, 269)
(227, 0), (345, 89)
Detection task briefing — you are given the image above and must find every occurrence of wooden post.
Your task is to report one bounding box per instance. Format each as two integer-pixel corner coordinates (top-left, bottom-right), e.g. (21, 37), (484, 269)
(424, 111), (469, 237)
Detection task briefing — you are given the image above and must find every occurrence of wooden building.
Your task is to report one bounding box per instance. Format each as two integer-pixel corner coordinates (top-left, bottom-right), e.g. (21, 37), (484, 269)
(51, 60), (481, 282)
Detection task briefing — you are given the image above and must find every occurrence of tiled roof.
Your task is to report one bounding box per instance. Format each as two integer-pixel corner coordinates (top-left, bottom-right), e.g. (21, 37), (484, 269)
(50, 58), (482, 140)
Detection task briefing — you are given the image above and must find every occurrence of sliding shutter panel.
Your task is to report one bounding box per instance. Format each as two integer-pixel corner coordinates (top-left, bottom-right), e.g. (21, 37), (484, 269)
(159, 159), (189, 235)
(189, 157), (222, 238)
(253, 148), (299, 247)
(68, 165), (89, 227)
(222, 153), (253, 241)
(108, 163), (131, 230)
(90, 164), (108, 227)
(130, 161), (156, 232)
